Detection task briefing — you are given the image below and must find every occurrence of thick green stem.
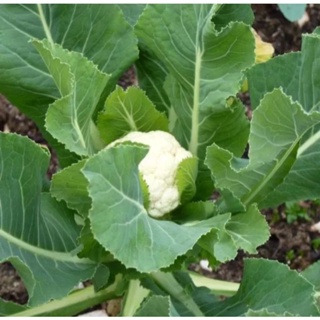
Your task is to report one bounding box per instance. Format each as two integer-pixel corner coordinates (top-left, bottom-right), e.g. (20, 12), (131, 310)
(150, 271), (204, 317)
(189, 271), (239, 297)
(121, 279), (150, 316)
(11, 276), (123, 317)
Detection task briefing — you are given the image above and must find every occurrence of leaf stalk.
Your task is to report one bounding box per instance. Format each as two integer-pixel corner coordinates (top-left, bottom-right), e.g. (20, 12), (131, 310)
(10, 275), (123, 317)
(150, 271), (205, 317)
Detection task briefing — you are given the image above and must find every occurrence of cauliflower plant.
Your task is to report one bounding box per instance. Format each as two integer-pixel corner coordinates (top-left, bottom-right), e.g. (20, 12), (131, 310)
(108, 131), (193, 218)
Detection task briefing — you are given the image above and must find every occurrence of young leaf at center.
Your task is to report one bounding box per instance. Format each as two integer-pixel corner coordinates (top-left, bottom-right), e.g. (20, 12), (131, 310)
(97, 86), (169, 145)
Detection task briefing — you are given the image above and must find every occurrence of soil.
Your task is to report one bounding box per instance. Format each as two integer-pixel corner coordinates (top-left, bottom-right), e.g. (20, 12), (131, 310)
(1, 3), (320, 311)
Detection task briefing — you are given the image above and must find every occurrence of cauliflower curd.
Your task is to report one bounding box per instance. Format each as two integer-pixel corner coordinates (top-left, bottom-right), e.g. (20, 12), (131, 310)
(109, 131), (193, 218)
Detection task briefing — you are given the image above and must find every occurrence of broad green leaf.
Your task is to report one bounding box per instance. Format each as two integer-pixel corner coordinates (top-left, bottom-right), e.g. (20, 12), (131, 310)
(194, 98), (250, 200)
(225, 204), (269, 254)
(93, 265), (110, 292)
(82, 144), (212, 272)
(245, 308), (291, 316)
(248, 31), (320, 206)
(0, 4), (138, 165)
(0, 133), (96, 306)
(212, 4), (254, 31)
(0, 299), (27, 316)
(198, 213), (236, 263)
(77, 219), (111, 263)
(216, 188), (245, 214)
(205, 89), (320, 209)
(97, 86), (169, 145)
(176, 157), (198, 204)
(50, 159), (90, 217)
(32, 39), (108, 156)
(118, 4), (145, 27)
(205, 259), (320, 316)
(134, 295), (172, 316)
(135, 4), (253, 128)
(173, 201), (217, 223)
(135, 4), (254, 160)
(278, 4), (306, 22)
(135, 46), (171, 115)
(248, 53), (300, 110)
(302, 260), (320, 291)
(198, 204), (269, 263)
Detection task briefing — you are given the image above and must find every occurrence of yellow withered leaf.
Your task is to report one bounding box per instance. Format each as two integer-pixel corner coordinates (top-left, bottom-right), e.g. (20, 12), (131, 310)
(252, 29), (274, 64)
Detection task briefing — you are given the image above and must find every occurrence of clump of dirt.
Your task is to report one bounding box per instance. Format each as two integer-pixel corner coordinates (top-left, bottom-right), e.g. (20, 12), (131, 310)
(0, 263), (28, 305)
(252, 4), (320, 55)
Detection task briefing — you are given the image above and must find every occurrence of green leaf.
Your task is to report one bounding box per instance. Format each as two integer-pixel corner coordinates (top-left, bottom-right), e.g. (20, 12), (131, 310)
(176, 157), (198, 204)
(302, 260), (320, 291)
(173, 201), (217, 223)
(226, 204), (269, 254)
(135, 4), (254, 160)
(97, 86), (169, 145)
(51, 159), (90, 217)
(77, 219), (110, 263)
(82, 144), (212, 272)
(134, 295), (172, 316)
(139, 173), (150, 209)
(278, 4), (306, 22)
(248, 31), (320, 206)
(205, 89), (320, 209)
(93, 265), (110, 292)
(198, 213), (236, 262)
(135, 46), (171, 115)
(245, 308), (287, 316)
(0, 4), (138, 164)
(205, 259), (320, 316)
(0, 299), (27, 316)
(0, 133), (96, 306)
(198, 204), (269, 263)
(118, 4), (145, 27)
(32, 39), (108, 156)
(212, 4), (254, 30)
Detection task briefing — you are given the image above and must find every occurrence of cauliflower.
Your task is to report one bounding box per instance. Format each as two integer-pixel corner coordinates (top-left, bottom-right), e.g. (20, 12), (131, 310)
(108, 131), (193, 218)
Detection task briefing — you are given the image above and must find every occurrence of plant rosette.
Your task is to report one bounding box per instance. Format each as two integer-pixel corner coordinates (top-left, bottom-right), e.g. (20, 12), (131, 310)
(1, 3), (320, 317)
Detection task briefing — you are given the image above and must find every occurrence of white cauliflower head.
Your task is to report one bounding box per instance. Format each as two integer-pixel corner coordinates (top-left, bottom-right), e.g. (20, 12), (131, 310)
(108, 131), (193, 218)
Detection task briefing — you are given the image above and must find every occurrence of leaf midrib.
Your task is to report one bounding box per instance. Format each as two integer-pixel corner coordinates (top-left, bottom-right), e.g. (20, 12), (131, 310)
(189, 47), (202, 156)
(298, 128), (320, 156)
(242, 138), (300, 206)
(0, 228), (93, 264)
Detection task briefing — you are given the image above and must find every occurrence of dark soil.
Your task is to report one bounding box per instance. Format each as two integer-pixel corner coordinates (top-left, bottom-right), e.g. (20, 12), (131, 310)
(1, 3), (320, 309)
